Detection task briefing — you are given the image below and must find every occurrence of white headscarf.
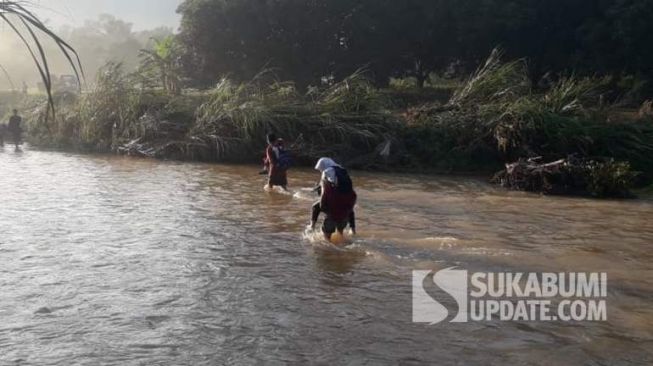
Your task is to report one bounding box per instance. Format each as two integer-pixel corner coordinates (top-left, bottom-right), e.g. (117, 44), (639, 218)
(315, 157), (341, 184)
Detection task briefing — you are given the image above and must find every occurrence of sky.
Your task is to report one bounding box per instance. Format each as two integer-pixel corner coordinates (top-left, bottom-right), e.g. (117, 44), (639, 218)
(30, 0), (183, 31)
(0, 0), (184, 89)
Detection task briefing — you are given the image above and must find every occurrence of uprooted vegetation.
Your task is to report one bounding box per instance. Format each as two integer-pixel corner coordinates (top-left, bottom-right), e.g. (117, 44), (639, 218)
(188, 71), (399, 165)
(23, 50), (653, 198)
(27, 64), (400, 167)
(492, 156), (637, 198)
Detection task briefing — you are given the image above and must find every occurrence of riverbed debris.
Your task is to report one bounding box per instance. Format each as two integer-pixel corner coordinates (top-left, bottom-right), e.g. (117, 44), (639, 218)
(492, 156), (637, 198)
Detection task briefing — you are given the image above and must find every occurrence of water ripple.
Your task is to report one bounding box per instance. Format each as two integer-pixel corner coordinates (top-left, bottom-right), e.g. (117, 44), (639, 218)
(1, 149), (652, 365)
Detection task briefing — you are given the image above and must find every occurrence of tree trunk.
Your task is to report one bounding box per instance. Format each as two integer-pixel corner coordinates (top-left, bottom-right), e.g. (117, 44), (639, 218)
(416, 73), (427, 89)
(414, 59), (427, 88)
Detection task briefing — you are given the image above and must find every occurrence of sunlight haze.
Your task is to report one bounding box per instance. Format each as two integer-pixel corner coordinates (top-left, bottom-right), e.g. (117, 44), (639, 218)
(1, 0), (182, 89)
(31, 0), (183, 31)
(1, 1), (653, 364)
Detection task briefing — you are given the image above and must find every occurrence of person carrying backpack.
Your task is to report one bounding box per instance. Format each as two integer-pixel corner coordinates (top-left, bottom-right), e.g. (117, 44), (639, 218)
(263, 133), (291, 191)
(310, 157), (357, 241)
(275, 138), (293, 171)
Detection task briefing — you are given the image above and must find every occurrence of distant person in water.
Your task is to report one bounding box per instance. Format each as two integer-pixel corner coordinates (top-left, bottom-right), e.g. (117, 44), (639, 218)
(8, 109), (22, 149)
(311, 157), (357, 241)
(0, 122), (5, 147)
(263, 133), (290, 191)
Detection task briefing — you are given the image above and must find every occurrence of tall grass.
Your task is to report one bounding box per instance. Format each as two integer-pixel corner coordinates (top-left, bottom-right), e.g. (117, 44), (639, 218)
(28, 63), (138, 150)
(23, 50), (653, 191)
(26, 66), (400, 165)
(406, 48), (653, 176)
(190, 70), (399, 163)
(450, 48), (530, 105)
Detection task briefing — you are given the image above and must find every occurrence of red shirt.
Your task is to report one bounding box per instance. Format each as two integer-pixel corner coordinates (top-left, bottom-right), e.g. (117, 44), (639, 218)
(265, 144), (287, 185)
(321, 184), (357, 222)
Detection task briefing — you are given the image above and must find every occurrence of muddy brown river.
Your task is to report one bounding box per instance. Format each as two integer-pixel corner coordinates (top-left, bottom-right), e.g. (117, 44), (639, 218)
(1, 148), (652, 365)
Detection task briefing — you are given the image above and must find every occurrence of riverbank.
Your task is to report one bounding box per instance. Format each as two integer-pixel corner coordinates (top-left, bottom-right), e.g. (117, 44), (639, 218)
(7, 54), (653, 198)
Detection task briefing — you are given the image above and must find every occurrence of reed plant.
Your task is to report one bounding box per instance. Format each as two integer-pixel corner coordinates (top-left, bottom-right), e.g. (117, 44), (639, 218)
(23, 49), (653, 194)
(407, 48), (653, 178)
(26, 66), (399, 164)
(190, 70), (399, 163)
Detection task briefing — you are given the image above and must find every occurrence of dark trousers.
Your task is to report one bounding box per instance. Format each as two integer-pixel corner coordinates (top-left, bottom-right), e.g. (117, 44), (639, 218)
(311, 201), (356, 236)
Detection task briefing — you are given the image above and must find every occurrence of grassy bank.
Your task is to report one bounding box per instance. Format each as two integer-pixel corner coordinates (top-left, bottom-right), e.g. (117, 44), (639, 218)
(12, 52), (653, 197)
(23, 64), (406, 168)
(404, 51), (653, 175)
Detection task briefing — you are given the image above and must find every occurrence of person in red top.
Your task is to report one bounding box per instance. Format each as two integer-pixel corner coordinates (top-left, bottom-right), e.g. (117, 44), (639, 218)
(263, 133), (288, 191)
(310, 158), (357, 240)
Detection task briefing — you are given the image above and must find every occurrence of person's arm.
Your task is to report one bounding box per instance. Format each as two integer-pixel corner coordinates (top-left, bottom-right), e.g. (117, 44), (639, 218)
(267, 145), (278, 166)
(319, 181), (330, 212)
(311, 201), (321, 229)
(312, 180), (322, 195)
(349, 192), (357, 234)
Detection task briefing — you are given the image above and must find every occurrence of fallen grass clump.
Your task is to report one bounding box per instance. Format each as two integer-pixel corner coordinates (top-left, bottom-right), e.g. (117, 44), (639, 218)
(26, 66), (400, 166)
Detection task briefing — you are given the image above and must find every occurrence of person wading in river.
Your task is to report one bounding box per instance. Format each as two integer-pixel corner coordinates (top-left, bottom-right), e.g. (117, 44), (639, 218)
(310, 157), (357, 241)
(8, 109), (22, 150)
(263, 133), (290, 191)
(0, 122), (6, 147)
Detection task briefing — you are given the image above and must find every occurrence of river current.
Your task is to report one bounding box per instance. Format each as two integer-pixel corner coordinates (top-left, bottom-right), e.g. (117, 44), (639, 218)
(1, 148), (652, 365)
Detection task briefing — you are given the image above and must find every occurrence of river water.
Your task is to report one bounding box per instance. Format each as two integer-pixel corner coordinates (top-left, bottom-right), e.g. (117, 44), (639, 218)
(1, 148), (652, 365)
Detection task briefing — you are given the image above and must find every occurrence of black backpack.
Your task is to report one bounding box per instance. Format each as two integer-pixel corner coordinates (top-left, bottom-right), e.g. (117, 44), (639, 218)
(333, 166), (353, 193)
(277, 147), (293, 170)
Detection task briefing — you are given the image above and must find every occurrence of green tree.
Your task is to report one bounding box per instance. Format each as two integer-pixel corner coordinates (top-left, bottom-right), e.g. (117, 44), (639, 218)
(176, 0), (653, 90)
(139, 36), (183, 94)
(177, 0), (340, 88)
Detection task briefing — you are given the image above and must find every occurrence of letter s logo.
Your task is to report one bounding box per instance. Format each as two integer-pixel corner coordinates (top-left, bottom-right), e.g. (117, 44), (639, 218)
(413, 268), (468, 324)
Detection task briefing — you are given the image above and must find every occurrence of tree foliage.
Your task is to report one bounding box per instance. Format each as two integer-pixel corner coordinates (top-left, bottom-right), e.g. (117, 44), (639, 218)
(139, 36), (183, 94)
(176, 0), (653, 89)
